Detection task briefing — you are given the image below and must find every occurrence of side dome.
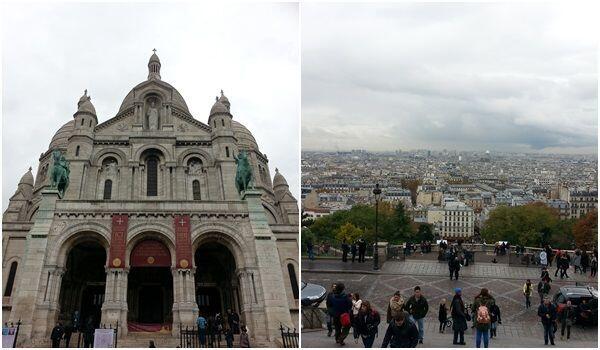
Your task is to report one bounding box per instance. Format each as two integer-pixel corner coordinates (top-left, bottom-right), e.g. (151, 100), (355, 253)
(273, 168), (289, 188)
(77, 90), (96, 115)
(232, 120), (259, 151)
(18, 167), (34, 187)
(210, 99), (229, 116)
(49, 120), (75, 149)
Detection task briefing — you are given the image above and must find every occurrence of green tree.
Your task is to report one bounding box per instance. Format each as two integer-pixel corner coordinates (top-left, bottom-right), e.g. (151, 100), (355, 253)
(335, 222), (364, 243)
(416, 223), (434, 242)
(573, 210), (598, 248)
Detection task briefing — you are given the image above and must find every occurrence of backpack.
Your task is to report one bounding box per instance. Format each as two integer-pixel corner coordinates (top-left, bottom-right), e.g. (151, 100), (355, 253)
(197, 317), (207, 330)
(476, 305), (491, 324)
(340, 312), (351, 327)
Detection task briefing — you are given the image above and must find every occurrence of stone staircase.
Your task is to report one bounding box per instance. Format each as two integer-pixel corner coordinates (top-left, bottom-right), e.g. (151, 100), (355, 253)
(118, 332), (180, 348)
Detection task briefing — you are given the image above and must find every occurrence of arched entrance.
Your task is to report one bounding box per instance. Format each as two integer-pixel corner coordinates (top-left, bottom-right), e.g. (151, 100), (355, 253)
(194, 242), (240, 318)
(127, 239), (173, 331)
(58, 240), (107, 329)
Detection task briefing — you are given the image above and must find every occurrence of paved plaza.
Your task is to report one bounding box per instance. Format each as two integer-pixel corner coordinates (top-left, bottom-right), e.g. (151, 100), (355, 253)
(302, 258), (598, 348)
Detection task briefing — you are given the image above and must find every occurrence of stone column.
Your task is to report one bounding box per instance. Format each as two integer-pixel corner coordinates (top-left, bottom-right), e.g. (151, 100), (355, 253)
(9, 190), (60, 345)
(101, 268), (128, 337)
(172, 268), (198, 332)
(242, 190), (293, 343)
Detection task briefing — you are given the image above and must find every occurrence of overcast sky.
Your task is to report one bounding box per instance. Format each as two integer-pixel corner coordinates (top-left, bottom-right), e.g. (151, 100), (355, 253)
(2, 2), (299, 210)
(302, 2), (598, 154)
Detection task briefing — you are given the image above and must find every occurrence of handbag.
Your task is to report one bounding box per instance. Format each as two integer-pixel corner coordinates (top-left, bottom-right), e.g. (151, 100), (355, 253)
(340, 312), (351, 327)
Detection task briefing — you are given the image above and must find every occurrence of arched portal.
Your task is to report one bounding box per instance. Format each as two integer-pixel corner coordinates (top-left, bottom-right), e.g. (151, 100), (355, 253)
(194, 242), (240, 318)
(127, 239), (173, 330)
(58, 240), (107, 328)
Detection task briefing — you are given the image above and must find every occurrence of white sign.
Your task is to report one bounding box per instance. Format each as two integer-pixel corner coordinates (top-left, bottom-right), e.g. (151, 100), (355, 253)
(2, 327), (17, 348)
(93, 328), (114, 348)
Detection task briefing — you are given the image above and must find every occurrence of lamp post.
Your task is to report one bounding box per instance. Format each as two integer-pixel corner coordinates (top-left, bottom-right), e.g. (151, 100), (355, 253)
(373, 183), (382, 270)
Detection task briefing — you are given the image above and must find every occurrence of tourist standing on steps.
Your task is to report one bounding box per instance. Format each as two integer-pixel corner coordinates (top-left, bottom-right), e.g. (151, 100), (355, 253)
(239, 325), (251, 348)
(405, 286), (429, 344)
(450, 288), (468, 346)
(381, 312), (419, 348)
(353, 301), (381, 348)
(227, 308), (240, 334)
(559, 300), (575, 341)
(225, 326), (234, 348)
(83, 316), (94, 348)
(307, 239), (315, 260)
(523, 279), (533, 309)
(50, 322), (64, 348)
(197, 312), (208, 346)
(329, 283), (353, 346)
(342, 239), (350, 262)
(473, 288), (495, 348)
(351, 242), (358, 263)
(386, 291), (405, 323)
(538, 297), (557, 346)
(358, 238), (367, 263)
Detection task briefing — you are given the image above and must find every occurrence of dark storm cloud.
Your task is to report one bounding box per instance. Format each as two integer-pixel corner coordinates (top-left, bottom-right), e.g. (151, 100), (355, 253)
(301, 2), (598, 154)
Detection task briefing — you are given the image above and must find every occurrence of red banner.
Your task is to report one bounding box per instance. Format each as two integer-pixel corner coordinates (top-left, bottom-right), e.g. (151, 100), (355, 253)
(174, 215), (193, 269)
(130, 240), (171, 267)
(127, 322), (172, 333)
(108, 215), (128, 268)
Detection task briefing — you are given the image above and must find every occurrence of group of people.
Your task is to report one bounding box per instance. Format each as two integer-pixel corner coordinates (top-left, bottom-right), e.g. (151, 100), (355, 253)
(50, 314), (96, 348)
(340, 238), (368, 263)
(538, 245), (598, 278)
(195, 309), (248, 348)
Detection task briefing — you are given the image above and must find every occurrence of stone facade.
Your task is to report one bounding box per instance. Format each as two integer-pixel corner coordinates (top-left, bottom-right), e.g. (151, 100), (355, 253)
(2, 52), (299, 347)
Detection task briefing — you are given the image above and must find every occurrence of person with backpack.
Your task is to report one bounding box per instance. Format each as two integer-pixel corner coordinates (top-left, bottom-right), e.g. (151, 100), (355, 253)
(381, 312), (419, 348)
(473, 288), (495, 348)
(329, 283), (353, 346)
(450, 288), (468, 345)
(405, 286), (429, 344)
(386, 291), (405, 323)
(523, 279), (533, 309)
(438, 298), (448, 333)
(197, 312), (208, 346)
(489, 303), (501, 339)
(353, 301), (381, 348)
(559, 300), (575, 341)
(538, 297), (557, 346)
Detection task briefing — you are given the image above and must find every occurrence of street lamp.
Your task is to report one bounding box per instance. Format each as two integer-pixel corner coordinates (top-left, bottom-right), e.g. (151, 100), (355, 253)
(373, 183), (382, 270)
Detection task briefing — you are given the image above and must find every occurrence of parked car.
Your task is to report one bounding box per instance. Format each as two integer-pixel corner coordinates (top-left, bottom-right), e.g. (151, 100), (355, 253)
(301, 281), (327, 307)
(553, 285), (598, 326)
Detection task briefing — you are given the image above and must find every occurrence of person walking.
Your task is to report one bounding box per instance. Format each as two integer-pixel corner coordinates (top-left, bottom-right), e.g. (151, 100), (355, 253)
(540, 267), (552, 283)
(381, 312), (419, 348)
(590, 255), (597, 277)
(197, 313), (208, 347)
(386, 291), (405, 324)
(357, 238), (367, 263)
(325, 283), (337, 337)
(572, 250), (582, 274)
(405, 286), (429, 344)
(537, 279), (551, 304)
(538, 297), (557, 346)
(553, 251), (562, 277)
(560, 254), (570, 279)
(523, 279), (533, 309)
(489, 303), (501, 339)
(581, 250), (589, 274)
(239, 325), (251, 348)
(559, 300), (575, 341)
(438, 298), (448, 334)
(342, 239), (350, 262)
(50, 322), (64, 348)
(351, 293), (362, 336)
(449, 256), (461, 280)
(450, 288), (468, 346)
(329, 283), (353, 346)
(353, 301), (381, 348)
(473, 288), (495, 348)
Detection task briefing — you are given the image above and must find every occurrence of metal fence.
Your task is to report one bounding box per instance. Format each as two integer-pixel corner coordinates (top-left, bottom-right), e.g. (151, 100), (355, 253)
(179, 323), (223, 348)
(3, 320), (21, 348)
(279, 324), (298, 348)
(76, 322), (118, 348)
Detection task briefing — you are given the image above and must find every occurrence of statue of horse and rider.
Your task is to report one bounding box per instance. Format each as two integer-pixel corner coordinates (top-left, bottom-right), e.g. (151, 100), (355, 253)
(50, 150), (70, 197)
(234, 150), (254, 195)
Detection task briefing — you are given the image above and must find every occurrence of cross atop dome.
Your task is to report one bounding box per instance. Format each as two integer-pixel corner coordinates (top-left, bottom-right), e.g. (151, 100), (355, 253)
(148, 48), (161, 80)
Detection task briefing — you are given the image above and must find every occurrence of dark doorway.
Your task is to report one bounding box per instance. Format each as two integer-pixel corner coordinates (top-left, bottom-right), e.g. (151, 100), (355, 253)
(58, 240), (106, 329)
(127, 267), (173, 325)
(194, 242), (239, 318)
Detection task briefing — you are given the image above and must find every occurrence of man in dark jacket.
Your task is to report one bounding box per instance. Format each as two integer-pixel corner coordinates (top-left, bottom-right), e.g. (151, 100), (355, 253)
(451, 288), (468, 345)
(381, 312), (419, 348)
(405, 286), (429, 344)
(50, 322), (64, 348)
(538, 297), (557, 346)
(351, 242), (358, 263)
(63, 320), (74, 348)
(353, 301), (381, 348)
(357, 238), (367, 263)
(341, 239), (350, 262)
(559, 300), (575, 341)
(330, 283), (353, 345)
(449, 256), (461, 280)
(325, 283), (337, 337)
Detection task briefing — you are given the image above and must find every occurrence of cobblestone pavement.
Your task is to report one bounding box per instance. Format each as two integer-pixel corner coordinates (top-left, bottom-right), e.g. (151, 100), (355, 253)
(302, 259), (598, 347)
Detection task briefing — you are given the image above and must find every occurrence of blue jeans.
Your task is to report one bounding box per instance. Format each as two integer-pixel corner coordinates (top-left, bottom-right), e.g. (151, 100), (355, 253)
(476, 329), (489, 348)
(198, 329), (206, 346)
(409, 316), (425, 340)
(543, 323), (554, 345)
(361, 335), (375, 348)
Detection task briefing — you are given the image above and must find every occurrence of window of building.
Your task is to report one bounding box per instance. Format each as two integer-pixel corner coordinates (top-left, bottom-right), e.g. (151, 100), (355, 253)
(103, 179), (112, 200)
(89, 120), (92, 127)
(81, 118), (85, 126)
(221, 119), (225, 127)
(193, 180), (201, 200)
(75, 145), (80, 157)
(146, 156), (159, 196)
(287, 263), (299, 299)
(225, 147), (230, 158)
(4, 261), (18, 297)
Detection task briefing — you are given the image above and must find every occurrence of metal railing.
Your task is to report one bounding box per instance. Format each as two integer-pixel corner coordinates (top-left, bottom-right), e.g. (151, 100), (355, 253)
(179, 323), (223, 348)
(279, 324), (298, 348)
(76, 321), (118, 348)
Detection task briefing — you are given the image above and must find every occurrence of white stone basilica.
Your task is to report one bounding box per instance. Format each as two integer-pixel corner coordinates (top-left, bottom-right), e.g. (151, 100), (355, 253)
(2, 51), (299, 347)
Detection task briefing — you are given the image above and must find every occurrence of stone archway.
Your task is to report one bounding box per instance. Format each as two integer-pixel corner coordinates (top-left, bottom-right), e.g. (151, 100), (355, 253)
(57, 239), (107, 329)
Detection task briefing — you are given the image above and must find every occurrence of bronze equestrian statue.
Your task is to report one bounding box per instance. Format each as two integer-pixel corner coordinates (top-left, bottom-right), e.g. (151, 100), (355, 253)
(50, 150), (70, 197)
(234, 151), (253, 195)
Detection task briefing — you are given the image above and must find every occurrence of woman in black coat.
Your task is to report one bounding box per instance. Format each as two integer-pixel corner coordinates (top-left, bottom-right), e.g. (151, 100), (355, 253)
(450, 289), (468, 345)
(353, 301), (381, 348)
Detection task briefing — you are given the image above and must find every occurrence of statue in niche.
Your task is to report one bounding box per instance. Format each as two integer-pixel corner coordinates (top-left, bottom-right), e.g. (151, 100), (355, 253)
(147, 100), (160, 130)
(188, 159), (203, 175)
